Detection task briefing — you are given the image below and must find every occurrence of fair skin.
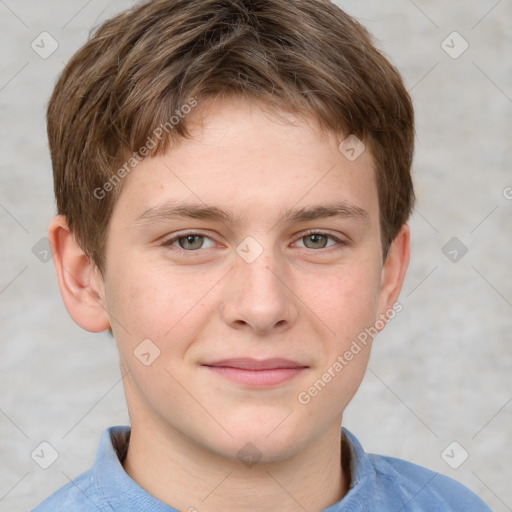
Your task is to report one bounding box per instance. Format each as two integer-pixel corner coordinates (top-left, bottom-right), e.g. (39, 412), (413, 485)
(49, 97), (409, 512)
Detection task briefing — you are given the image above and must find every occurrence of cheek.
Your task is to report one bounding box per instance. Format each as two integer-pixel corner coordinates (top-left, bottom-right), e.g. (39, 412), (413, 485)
(294, 266), (380, 421)
(309, 261), (381, 343)
(104, 259), (224, 355)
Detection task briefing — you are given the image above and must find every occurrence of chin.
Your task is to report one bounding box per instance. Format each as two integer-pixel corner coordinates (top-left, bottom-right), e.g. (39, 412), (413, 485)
(215, 415), (312, 463)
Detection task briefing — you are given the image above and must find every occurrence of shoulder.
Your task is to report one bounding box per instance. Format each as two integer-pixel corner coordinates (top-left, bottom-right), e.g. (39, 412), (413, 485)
(30, 425), (131, 512)
(339, 428), (491, 511)
(31, 468), (108, 512)
(368, 453), (492, 511)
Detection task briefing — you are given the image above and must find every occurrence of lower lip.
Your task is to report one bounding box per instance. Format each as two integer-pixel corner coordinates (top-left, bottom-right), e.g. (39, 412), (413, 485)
(204, 366), (306, 387)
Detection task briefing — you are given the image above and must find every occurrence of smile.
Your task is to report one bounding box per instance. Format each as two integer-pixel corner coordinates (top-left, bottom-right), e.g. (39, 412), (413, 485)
(202, 358), (309, 387)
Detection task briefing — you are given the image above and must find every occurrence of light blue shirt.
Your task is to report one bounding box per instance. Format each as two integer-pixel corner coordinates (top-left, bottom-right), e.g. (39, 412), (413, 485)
(32, 426), (492, 511)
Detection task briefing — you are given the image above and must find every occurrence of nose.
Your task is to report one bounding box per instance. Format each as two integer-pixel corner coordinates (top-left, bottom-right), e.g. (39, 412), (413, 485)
(219, 248), (299, 335)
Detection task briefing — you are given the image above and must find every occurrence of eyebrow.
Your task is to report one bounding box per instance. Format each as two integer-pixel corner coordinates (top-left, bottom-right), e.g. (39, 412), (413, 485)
(281, 202), (369, 224)
(134, 200), (370, 227)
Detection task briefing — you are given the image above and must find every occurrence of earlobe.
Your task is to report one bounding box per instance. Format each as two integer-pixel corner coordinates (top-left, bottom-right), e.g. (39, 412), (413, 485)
(48, 215), (111, 332)
(376, 224), (410, 326)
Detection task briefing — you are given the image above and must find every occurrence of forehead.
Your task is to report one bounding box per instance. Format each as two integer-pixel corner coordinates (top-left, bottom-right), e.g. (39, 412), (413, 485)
(113, 96), (379, 225)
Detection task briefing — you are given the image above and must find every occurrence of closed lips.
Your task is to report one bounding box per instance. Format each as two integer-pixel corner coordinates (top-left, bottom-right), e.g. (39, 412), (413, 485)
(202, 358), (308, 370)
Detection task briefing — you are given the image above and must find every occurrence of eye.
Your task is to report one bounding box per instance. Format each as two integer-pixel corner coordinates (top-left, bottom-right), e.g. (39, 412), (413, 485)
(163, 232), (216, 251)
(294, 232), (344, 250)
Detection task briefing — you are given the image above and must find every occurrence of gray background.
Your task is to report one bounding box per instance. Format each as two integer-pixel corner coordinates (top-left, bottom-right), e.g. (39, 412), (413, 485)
(1, 1), (511, 510)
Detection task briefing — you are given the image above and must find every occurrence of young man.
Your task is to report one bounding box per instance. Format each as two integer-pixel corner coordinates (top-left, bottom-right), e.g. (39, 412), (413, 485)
(34, 0), (492, 510)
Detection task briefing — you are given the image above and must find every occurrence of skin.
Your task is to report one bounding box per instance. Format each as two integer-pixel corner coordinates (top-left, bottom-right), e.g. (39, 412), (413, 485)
(49, 96), (410, 512)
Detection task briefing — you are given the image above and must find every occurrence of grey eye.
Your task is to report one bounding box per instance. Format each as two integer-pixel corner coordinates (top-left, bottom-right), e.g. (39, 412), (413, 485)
(177, 234), (206, 250)
(302, 234), (330, 249)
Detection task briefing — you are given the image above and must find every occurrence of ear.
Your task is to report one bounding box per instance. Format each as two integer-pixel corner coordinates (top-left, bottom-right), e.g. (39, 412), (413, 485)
(48, 215), (110, 332)
(376, 224), (410, 326)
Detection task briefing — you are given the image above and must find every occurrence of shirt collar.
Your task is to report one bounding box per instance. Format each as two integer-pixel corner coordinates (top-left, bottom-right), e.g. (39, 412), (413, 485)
(93, 426), (177, 511)
(322, 427), (374, 511)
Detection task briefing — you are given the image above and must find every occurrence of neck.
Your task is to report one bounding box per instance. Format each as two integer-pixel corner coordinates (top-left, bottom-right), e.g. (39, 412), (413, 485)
(123, 416), (349, 512)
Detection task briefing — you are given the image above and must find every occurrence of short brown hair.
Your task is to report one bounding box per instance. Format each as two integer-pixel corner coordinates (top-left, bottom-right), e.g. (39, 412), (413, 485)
(47, 0), (414, 271)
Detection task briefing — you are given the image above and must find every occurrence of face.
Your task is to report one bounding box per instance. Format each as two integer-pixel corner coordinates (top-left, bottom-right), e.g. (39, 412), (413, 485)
(97, 97), (398, 462)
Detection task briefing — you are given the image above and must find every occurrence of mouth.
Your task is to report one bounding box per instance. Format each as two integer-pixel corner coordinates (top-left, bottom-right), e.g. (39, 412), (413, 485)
(202, 358), (309, 387)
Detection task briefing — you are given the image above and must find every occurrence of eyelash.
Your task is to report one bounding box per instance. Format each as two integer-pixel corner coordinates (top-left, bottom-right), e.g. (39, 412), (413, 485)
(161, 230), (347, 253)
